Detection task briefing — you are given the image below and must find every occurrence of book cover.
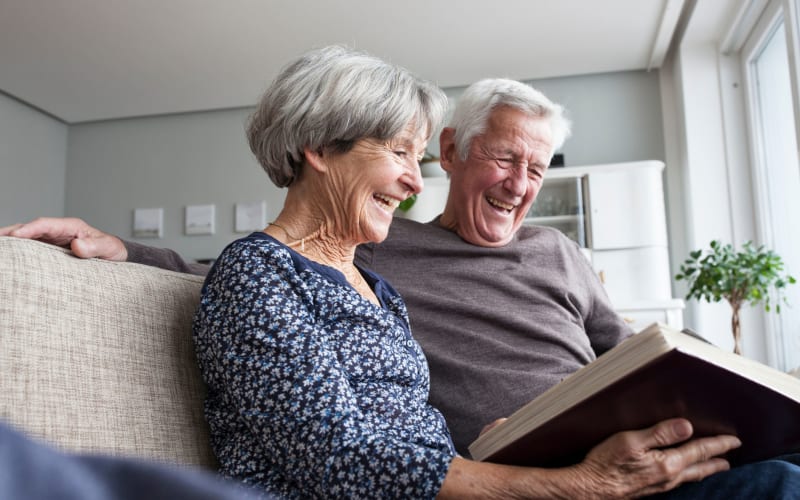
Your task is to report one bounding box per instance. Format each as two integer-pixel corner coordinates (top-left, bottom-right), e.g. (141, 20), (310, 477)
(468, 323), (800, 467)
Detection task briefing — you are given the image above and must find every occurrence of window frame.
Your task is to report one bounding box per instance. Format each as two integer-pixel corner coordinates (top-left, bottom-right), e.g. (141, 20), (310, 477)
(739, 0), (800, 369)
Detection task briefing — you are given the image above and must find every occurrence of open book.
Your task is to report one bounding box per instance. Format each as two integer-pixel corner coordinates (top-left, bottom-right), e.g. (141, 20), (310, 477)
(468, 323), (800, 467)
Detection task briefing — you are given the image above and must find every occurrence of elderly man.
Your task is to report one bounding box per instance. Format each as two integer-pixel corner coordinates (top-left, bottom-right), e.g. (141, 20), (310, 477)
(4, 78), (800, 498)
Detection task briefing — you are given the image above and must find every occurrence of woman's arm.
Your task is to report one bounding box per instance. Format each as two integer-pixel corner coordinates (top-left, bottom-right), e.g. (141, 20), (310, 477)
(195, 238), (453, 498)
(437, 418), (740, 499)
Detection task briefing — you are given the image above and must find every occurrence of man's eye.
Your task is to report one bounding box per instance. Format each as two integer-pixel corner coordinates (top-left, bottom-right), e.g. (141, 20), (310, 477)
(394, 150), (407, 157)
(528, 168), (544, 179)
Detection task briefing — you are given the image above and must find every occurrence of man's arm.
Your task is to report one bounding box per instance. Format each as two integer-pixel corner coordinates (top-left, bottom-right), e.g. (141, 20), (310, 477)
(0, 217), (209, 276)
(125, 240), (209, 276)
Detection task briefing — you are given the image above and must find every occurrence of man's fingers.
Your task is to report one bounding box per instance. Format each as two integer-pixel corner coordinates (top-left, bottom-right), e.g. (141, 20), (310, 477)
(0, 223), (25, 236)
(479, 418), (508, 436)
(6, 217), (75, 244)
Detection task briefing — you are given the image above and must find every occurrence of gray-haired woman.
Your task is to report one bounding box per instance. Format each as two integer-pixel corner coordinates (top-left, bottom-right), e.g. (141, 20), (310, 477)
(193, 45), (454, 498)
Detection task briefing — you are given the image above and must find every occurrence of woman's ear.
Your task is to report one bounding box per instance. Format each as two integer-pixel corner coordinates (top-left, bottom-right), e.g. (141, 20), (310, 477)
(303, 147), (329, 174)
(439, 128), (457, 174)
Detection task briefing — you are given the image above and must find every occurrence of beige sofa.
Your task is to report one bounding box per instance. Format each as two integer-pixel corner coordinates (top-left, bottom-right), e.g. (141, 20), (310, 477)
(0, 236), (216, 467)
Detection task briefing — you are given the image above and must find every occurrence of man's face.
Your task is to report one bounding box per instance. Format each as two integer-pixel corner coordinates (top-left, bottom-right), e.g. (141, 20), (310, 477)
(439, 106), (554, 247)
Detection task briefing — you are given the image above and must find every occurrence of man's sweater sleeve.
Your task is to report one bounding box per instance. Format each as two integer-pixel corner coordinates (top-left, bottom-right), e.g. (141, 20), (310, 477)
(123, 240), (210, 276)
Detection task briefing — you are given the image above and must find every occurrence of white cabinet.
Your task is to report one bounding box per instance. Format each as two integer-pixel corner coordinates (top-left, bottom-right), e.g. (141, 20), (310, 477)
(525, 160), (684, 330)
(585, 165), (668, 249)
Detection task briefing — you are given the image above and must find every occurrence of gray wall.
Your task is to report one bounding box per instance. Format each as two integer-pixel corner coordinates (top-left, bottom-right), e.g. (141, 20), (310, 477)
(0, 93), (68, 226)
(66, 108), (285, 261)
(61, 69), (664, 262)
(530, 70), (665, 166)
(432, 70), (666, 166)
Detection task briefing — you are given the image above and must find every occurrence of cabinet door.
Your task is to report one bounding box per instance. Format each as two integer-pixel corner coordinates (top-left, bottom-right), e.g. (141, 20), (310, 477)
(592, 246), (673, 303)
(525, 175), (587, 246)
(585, 167), (668, 249)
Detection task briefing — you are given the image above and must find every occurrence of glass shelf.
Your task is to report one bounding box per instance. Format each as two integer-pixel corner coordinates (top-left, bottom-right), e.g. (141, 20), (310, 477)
(525, 176), (587, 247)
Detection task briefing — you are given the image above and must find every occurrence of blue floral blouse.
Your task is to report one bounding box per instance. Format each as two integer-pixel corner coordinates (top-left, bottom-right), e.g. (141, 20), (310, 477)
(193, 232), (455, 499)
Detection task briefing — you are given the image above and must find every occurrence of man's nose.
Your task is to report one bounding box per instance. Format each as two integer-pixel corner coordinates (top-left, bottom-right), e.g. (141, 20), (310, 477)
(504, 164), (528, 196)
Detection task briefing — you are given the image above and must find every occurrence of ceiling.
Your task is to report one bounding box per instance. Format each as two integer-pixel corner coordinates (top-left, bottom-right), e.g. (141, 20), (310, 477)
(0, 0), (691, 124)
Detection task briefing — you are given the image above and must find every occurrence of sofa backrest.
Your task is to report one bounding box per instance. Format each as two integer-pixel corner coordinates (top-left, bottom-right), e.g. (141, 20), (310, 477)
(0, 236), (216, 468)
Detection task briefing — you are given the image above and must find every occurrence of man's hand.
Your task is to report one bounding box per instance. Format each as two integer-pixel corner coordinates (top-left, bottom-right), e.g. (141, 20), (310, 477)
(478, 418), (508, 437)
(0, 217), (128, 261)
(569, 418), (741, 498)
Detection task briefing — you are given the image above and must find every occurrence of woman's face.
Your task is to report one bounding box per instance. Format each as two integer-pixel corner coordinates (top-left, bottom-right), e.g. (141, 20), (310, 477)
(321, 124), (427, 245)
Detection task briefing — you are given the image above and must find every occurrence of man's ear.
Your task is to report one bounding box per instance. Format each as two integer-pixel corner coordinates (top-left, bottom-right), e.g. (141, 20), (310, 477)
(439, 128), (457, 174)
(303, 147), (329, 174)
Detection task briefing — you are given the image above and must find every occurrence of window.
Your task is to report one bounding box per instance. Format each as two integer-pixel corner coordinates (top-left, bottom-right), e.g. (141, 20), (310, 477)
(742, 2), (800, 371)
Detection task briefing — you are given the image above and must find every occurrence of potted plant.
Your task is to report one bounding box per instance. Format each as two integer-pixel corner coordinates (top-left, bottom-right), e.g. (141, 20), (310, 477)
(397, 151), (442, 213)
(675, 240), (795, 354)
(398, 194), (417, 212)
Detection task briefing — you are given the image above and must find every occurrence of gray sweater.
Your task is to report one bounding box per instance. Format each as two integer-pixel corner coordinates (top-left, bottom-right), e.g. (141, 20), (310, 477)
(356, 218), (632, 455)
(126, 217), (632, 456)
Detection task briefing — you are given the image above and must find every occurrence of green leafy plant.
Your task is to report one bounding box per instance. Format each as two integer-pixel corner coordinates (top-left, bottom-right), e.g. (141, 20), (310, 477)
(675, 240), (796, 355)
(398, 194), (417, 212)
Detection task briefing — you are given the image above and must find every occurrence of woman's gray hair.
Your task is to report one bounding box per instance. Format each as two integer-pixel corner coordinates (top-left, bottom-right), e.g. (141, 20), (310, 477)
(247, 45), (448, 187)
(449, 78), (571, 161)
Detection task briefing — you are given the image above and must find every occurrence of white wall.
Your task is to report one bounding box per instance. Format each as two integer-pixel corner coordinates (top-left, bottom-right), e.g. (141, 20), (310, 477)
(660, 40), (767, 362)
(64, 70), (665, 262)
(0, 93), (67, 225)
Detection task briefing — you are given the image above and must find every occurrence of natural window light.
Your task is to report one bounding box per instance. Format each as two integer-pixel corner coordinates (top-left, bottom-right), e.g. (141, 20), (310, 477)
(745, 15), (800, 371)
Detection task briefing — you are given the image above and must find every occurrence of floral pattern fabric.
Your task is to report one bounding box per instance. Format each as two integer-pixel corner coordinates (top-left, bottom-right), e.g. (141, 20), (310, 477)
(193, 232), (455, 499)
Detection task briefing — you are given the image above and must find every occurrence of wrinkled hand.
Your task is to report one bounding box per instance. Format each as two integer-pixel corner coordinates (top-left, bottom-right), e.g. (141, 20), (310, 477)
(0, 217), (128, 261)
(571, 418), (741, 498)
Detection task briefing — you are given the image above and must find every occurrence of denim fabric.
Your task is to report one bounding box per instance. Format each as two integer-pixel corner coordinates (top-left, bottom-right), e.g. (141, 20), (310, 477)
(655, 455), (800, 499)
(0, 422), (264, 500)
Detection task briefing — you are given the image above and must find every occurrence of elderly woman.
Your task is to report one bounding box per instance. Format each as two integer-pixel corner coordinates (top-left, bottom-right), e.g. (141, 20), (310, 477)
(192, 45), (453, 497)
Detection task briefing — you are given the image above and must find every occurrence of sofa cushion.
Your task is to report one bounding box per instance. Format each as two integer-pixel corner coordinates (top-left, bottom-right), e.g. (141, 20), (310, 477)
(0, 236), (216, 468)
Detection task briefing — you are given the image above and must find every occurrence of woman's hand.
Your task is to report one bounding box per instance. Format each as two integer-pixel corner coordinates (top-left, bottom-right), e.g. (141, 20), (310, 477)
(438, 418), (740, 499)
(570, 418), (740, 498)
(0, 217), (128, 261)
